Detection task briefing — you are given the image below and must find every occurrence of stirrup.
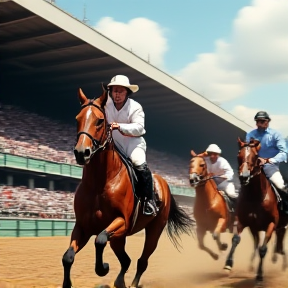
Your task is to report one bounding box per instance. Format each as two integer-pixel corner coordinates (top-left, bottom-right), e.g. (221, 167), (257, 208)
(143, 200), (158, 216)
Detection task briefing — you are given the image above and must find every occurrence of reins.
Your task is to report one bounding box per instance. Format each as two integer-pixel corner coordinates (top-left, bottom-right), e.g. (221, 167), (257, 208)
(76, 100), (113, 156)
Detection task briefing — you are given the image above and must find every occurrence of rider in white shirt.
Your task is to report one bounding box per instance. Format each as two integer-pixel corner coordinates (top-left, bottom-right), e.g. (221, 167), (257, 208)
(105, 75), (158, 216)
(204, 144), (238, 211)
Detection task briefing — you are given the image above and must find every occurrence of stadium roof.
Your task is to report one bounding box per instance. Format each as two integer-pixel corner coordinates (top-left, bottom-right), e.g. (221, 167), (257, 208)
(0, 0), (253, 167)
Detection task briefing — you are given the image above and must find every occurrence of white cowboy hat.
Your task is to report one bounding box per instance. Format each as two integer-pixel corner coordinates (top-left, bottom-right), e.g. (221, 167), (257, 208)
(107, 75), (139, 93)
(206, 144), (222, 154)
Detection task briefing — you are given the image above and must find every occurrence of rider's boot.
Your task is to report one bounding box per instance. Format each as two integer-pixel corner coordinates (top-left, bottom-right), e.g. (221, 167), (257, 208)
(135, 162), (159, 216)
(278, 184), (288, 215)
(223, 194), (238, 213)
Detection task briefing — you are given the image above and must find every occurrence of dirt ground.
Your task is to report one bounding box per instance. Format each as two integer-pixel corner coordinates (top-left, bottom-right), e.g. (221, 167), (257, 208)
(0, 229), (288, 288)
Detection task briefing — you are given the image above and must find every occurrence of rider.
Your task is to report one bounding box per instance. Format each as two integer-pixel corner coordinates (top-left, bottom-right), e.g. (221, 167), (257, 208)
(105, 75), (158, 216)
(203, 144), (238, 212)
(246, 111), (288, 212)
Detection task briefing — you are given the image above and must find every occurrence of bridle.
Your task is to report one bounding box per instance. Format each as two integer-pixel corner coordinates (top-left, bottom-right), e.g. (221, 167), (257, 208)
(76, 100), (112, 157)
(238, 144), (261, 185)
(189, 156), (217, 187)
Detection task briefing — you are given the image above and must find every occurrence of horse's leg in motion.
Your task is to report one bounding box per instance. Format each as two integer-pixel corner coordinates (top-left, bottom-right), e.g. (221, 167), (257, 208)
(212, 217), (228, 252)
(224, 220), (243, 272)
(197, 226), (219, 260)
(249, 230), (259, 272)
(256, 222), (275, 282)
(110, 237), (131, 288)
(62, 223), (90, 288)
(130, 218), (166, 288)
(272, 220), (288, 270)
(94, 217), (126, 277)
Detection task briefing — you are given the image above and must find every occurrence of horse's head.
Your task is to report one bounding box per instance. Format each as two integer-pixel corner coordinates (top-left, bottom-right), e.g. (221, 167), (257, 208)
(237, 137), (261, 185)
(74, 85), (110, 165)
(189, 150), (208, 187)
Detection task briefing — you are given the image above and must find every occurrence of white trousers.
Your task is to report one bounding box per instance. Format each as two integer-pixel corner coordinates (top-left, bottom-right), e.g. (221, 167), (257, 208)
(218, 181), (238, 198)
(269, 171), (286, 190)
(129, 147), (146, 167)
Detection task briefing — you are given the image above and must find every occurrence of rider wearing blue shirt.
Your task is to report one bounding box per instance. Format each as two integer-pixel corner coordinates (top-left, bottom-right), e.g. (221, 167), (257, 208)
(246, 111), (288, 212)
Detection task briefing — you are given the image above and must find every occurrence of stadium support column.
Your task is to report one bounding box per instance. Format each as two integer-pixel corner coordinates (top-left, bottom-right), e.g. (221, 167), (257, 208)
(28, 178), (34, 189)
(7, 175), (13, 185)
(49, 180), (54, 191)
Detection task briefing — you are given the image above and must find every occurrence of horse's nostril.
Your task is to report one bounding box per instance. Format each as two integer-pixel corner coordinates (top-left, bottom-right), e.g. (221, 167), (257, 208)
(84, 148), (91, 157)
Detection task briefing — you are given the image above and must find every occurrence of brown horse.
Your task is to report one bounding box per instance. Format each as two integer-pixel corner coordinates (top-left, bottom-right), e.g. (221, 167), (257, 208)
(61, 86), (194, 288)
(224, 138), (279, 282)
(189, 150), (232, 260)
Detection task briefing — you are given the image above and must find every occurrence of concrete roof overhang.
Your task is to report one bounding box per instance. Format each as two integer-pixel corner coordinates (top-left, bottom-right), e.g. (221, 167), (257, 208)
(0, 0), (253, 168)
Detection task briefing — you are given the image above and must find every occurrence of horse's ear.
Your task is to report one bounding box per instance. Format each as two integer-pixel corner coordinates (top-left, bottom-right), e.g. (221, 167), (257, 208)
(197, 151), (208, 157)
(78, 88), (87, 105)
(237, 137), (245, 148)
(95, 83), (108, 108)
(254, 140), (261, 151)
(191, 150), (197, 157)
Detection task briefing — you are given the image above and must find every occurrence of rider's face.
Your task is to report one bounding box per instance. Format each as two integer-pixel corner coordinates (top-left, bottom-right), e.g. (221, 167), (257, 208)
(208, 152), (219, 164)
(110, 86), (128, 106)
(256, 119), (269, 131)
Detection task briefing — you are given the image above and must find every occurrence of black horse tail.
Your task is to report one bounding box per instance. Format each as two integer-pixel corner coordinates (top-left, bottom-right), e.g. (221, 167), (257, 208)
(166, 193), (196, 250)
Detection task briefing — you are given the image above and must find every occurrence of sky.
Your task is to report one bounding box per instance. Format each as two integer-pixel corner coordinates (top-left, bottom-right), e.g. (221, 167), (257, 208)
(54, 0), (288, 137)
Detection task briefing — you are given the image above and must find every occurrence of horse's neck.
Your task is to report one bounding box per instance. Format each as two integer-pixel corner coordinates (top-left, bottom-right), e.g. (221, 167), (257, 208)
(243, 172), (271, 198)
(196, 179), (217, 201)
(82, 146), (123, 187)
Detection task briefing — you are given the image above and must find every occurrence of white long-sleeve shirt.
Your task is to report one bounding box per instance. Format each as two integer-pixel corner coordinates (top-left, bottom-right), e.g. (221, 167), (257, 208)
(204, 156), (234, 185)
(105, 95), (147, 157)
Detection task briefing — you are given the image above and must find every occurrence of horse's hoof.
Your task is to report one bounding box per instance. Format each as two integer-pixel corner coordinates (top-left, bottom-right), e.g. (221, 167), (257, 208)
(256, 275), (263, 282)
(95, 262), (109, 277)
(220, 243), (228, 251)
(223, 265), (232, 272)
(212, 233), (217, 240)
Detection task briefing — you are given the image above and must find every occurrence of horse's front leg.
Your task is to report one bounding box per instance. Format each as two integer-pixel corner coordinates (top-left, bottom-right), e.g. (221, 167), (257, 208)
(110, 237), (131, 288)
(272, 219), (288, 270)
(197, 226), (219, 260)
(62, 223), (90, 288)
(212, 217), (228, 251)
(95, 217), (126, 277)
(224, 219), (243, 272)
(256, 222), (275, 282)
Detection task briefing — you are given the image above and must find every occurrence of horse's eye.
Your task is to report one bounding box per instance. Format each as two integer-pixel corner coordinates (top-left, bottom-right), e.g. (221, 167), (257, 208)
(200, 164), (205, 167)
(96, 118), (104, 126)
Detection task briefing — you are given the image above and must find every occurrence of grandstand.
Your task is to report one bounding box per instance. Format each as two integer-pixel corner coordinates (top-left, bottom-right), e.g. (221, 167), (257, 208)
(0, 103), (193, 218)
(0, 0), (254, 219)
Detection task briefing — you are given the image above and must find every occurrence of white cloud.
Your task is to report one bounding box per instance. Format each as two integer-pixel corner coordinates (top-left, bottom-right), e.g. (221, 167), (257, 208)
(175, 0), (288, 103)
(231, 105), (288, 137)
(94, 17), (168, 68)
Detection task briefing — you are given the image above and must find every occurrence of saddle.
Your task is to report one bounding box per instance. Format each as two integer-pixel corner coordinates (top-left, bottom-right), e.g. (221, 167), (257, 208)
(114, 145), (159, 202)
(269, 181), (288, 215)
(217, 191), (237, 232)
(114, 145), (138, 194)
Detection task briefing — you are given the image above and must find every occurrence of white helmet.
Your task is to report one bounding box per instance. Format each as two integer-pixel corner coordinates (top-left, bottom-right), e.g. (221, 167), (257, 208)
(206, 144), (222, 154)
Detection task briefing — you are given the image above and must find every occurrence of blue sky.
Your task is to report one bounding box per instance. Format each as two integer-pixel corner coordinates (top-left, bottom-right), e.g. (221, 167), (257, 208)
(54, 0), (288, 136)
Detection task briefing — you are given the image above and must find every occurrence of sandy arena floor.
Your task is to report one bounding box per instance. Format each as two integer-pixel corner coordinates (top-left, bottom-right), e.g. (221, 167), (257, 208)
(0, 229), (288, 288)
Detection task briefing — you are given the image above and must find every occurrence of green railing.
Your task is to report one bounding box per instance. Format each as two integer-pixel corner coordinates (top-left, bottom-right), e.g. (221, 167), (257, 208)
(0, 217), (75, 237)
(0, 152), (195, 196)
(0, 152), (82, 179)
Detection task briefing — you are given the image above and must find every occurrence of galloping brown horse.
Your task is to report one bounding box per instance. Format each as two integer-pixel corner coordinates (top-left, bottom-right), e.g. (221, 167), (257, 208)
(224, 138), (279, 282)
(189, 150), (232, 260)
(61, 86), (194, 288)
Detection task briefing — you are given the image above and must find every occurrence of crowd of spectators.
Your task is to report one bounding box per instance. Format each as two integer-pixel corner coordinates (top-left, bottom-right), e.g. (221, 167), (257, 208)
(0, 185), (193, 219)
(0, 103), (189, 187)
(0, 185), (74, 219)
(0, 103), (193, 219)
